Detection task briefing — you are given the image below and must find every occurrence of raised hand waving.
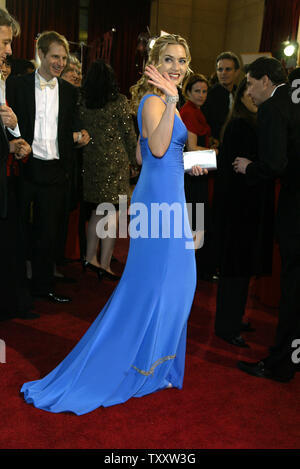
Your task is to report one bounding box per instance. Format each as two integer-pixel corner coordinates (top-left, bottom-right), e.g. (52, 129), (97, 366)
(144, 65), (178, 99)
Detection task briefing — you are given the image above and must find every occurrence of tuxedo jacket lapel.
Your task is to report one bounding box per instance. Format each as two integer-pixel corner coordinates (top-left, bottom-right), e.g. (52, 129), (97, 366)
(0, 113), (9, 218)
(57, 78), (67, 136)
(0, 113), (9, 146)
(25, 73), (36, 139)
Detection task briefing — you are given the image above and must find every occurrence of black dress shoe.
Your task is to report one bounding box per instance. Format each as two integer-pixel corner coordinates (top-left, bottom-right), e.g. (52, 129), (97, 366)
(15, 311), (40, 320)
(0, 314), (15, 322)
(237, 360), (293, 383)
(198, 272), (219, 282)
(34, 291), (72, 303)
(54, 275), (77, 284)
(241, 321), (256, 332)
(98, 267), (121, 281)
(82, 261), (105, 281)
(82, 260), (120, 281)
(216, 334), (250, 348)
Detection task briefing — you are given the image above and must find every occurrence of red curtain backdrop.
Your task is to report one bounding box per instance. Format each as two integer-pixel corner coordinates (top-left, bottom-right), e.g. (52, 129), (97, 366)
(87, 0), (151, 95)
(259, 0), (300, 56)
(6, 0), (79, 60)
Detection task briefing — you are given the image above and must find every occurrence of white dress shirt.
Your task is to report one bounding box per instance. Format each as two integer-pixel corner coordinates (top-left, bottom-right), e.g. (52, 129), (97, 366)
(229, 91), (234, 110)
(32, 71), (60, 161)
(8, 123), (21, 138)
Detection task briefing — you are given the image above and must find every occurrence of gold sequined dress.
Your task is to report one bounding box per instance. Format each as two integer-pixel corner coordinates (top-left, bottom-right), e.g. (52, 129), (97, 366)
(80, 94), (137, 205)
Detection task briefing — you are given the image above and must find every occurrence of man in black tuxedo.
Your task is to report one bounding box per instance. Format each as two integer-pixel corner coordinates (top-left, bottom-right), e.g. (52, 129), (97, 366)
(0, 8), (18, 220)
(233, 57), (300, 382)
(202, 51), (241, 141)
(6, 31), (90, 303)
(0, 8), (38, 320)
(195, 52), (241, 283)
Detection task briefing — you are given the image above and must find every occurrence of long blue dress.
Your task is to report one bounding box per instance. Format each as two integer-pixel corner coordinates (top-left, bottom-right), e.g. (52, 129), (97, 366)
(21, 94), (197, 415)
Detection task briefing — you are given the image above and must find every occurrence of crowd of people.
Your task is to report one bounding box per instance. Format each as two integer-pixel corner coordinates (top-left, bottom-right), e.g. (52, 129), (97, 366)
(1, 17), (137, 315)
(0, 6), (299, 416)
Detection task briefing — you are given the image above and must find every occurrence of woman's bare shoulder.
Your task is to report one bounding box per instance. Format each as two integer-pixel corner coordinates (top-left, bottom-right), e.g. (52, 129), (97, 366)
(142, 94), (165, 114)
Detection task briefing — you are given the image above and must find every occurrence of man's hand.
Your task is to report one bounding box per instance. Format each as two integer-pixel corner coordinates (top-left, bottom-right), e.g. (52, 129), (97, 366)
(73, 129), (91, 147)
(10, 138), (31, 159)
(0, 105), (18, 130)
(232, 157), (252, 174)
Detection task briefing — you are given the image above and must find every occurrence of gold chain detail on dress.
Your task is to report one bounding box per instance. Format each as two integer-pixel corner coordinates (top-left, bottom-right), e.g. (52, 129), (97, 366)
(132, 354), (176, 377)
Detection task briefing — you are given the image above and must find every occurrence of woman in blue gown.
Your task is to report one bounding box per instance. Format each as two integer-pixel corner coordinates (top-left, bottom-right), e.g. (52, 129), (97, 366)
(21, 34), (204, 415)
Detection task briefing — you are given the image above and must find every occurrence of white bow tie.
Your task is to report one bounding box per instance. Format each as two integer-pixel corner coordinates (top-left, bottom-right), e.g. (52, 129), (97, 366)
(40, 78), (56, 90)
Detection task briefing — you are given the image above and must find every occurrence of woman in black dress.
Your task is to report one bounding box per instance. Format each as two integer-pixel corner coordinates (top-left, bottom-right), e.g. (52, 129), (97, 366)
(180, 75), (217, 261)
(180, 74), (218, 277)
(213, 78), (275, 347)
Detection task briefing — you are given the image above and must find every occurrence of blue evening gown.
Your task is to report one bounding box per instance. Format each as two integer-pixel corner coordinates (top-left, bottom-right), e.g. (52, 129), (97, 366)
(21, 94), (197, 415)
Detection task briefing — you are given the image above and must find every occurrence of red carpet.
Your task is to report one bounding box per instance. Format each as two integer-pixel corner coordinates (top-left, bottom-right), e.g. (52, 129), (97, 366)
(0, 237), (299, 449)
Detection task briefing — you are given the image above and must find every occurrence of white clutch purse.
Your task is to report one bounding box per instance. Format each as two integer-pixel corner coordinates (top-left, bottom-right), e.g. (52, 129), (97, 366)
(183, 149), (217, 172)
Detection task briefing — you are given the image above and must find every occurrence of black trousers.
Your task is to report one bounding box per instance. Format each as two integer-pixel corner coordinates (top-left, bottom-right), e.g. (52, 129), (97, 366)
(55, 151), (83, 263)
(265, 232), (300, 375)
(55, 177), (72, 264)
(215, 275), (250, 338)
(0, 175), (33, 319)
(21, 160), (66, 295)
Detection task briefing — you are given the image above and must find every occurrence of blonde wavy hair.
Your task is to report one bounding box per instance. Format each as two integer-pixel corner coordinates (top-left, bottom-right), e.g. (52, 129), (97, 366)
(130, 34), (192, 114)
